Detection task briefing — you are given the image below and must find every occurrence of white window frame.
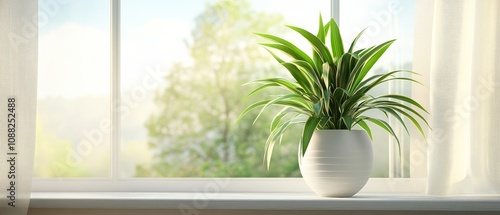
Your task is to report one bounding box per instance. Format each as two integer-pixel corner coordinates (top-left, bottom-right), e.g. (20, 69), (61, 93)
(32, 0), (426, 193)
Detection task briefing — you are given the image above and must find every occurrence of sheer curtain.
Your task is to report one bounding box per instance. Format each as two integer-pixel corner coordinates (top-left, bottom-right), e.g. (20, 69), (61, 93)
(414, 0), (500, 195)
(0, 0), (38, 214)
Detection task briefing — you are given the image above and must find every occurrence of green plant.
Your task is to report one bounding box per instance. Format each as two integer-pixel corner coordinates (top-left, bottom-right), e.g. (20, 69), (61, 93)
(237, 15), (429, 168)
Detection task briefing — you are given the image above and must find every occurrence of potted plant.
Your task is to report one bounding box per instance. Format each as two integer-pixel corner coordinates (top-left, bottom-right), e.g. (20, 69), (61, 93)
(237, 16), (429, 197)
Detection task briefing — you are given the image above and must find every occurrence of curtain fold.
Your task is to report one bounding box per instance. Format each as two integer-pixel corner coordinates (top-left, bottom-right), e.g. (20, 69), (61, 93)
(0, 0), (38, 214)
(415, 0), (500, 195)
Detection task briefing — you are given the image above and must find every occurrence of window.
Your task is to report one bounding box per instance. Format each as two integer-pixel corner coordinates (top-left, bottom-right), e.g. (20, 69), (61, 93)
(35, 0), (110, 178)
(339, 0), (416, 178)
(34, 0), (420, 191)
(119, 0), (331, 178)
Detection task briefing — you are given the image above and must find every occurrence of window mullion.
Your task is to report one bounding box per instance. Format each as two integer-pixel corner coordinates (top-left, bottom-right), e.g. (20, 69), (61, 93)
(110, 0), (121, 181)
(331, 0), (340, 22)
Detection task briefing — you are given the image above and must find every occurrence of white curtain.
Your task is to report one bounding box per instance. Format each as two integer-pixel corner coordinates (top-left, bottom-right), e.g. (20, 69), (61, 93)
(0, 0), (38, 214)
(414, 0), (500, 195)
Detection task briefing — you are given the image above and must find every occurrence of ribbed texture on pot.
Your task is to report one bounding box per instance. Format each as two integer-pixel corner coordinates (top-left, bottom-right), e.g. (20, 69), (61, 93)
(300, 130), (373, 197)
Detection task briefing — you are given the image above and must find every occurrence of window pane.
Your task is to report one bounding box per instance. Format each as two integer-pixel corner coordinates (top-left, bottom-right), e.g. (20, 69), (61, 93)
(34, 0), (111, 178)
(120, 0), (329, 177)
(340, 0), (415, 177)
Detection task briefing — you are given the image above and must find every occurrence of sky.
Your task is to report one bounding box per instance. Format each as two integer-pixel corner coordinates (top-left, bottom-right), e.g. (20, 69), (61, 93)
(37, 0), (332, 99)
(38, 0), (413, 99)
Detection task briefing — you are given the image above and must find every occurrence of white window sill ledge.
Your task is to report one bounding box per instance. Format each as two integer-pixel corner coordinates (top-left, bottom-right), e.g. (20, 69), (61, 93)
(29, 192), (500, 211)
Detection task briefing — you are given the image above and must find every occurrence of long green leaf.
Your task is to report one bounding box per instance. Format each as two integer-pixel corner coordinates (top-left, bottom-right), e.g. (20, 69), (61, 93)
(273, 100), (312, 114)
(353, 48), (366, 57)
(354, 101), (429, 141)
(301, 117), (321, 156)
(355, 119), (373, 140)
(254, 95), (310, 126)
(360, 100), (429, 128)
(358, 45), (375, 57)
(350, 40), (395, 89)
(266, 117), (304, 169)
(364, 117), (401, 157)
(341, 90), (366, 114)
(287, 25), (334, 65)
(391, 107), (427, 139)
(329, 18), (344, 61)
(322, 62), (330, 89)
(262, 47), (285, 64)
(367, 103), (429, 139)
(259, 43), (308, 60)
(256, 33), (314, 65)
(281, 62), (315, 94)
(250, 78), (304, 96)
(376, 94), (429, 113)
(317, 14), (326, 43)
(270, 107), (290, 132)
(234, 100), (269, 126)
(377, 107), (409, 135)
(352, 70), (409, 96)
(348, 28), (366, 53)
(244, 83), (278, 98)
(341, 115), (353, 129)
(289, 60), (322, 91)
(364, 117), (397, 139)
(337, 53), (357, 89)
(323, 19), (331, 36)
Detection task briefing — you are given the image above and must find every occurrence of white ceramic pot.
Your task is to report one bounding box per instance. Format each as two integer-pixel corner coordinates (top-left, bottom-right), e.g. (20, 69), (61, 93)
(299, 130), (373, 197)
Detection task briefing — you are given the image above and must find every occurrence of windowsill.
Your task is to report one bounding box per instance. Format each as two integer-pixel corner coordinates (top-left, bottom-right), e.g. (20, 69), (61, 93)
(29, 192), (500, 211)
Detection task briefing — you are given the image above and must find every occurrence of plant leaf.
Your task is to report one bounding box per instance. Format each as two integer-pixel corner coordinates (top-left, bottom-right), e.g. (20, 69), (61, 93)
(350, 40), (395, 89)
(317, 14), (326, 43)
(377, 107), (409, 135)
(337, 53), (357, 89)
(301, 117), (321, 156)
(348, 28), (366, 53)
(287, 25), (334, 65)
(265, 115), (305, 168)
(341, 115), (353, 130)
(270, 107), (290, 132)
(234, 100), (269, 126)
(376, 94), (429, 113)
(360, 100), (429, 129)
(288, 60), (322, 91)
(393, 107), (427, 139)
(355, 119), (373, 140)
(281, 62), (316, 94)
(256, 33), (315, 66)
(250, 78), (304, 96)
(244, 83), (278, 98)
(364, 117), (401, 157)
(329, 18), (344, 61)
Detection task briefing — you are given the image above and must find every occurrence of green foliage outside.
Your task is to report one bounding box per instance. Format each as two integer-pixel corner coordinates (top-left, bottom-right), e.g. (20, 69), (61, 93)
(136, 0), (302, 177)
